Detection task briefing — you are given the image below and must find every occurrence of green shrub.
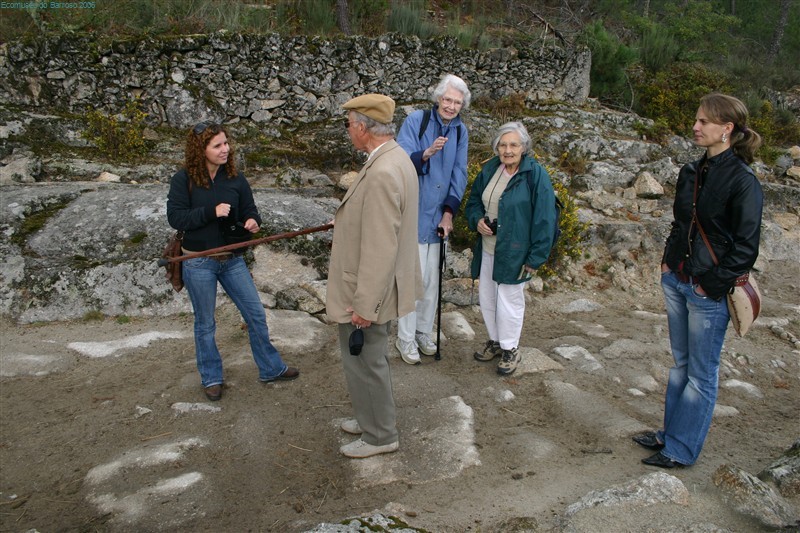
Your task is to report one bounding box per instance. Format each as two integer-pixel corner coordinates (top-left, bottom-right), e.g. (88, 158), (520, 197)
(660, 0), (738, 61)
(634, 62), (732, 135)
(297, 0), (337, 36)
(387, 0), (435, 38)
(274, 1), (300, 34)
(748, 99), (800, 159)
(452, 158), (485, 251)
(445, 10), (492, 50)
(633, 118), (672, 144)
(637, 25), (680, 72)
(539, 175), (588, 280)
(351, 0), (389, 35)
(82, 99), (149, 161)
(577, 21), (637, 104)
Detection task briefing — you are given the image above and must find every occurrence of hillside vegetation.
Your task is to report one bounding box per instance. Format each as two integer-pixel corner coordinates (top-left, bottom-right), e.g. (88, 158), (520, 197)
(2, 0), (798, 158)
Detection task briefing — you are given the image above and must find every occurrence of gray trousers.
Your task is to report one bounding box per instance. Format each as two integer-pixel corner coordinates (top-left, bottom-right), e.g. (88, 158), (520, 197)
(338, 322), (398, 446)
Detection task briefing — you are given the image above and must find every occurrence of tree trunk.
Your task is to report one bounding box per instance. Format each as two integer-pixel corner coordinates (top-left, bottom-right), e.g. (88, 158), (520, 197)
(642, 0), (650, 18)
(730, 0), (736, 17)
(767, 0), (792, 63)
(336, 0), (352, 35)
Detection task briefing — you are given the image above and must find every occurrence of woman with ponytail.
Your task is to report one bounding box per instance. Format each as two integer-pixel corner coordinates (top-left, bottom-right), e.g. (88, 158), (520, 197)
(633, 94), (763, 468)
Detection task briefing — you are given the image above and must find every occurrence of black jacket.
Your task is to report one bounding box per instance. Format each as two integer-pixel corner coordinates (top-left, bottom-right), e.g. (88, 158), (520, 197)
(663, 148), (763, 300)
(166, 167), (262, 252)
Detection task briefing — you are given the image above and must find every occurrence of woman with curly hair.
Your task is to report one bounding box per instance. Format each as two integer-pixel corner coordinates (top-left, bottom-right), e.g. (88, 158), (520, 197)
(167, 122), (299, 401)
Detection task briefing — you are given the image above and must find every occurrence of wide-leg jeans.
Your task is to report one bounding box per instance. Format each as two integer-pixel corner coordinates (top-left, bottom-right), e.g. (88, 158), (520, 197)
(658, 271), (729, 465)
(183, 255), (287, 387)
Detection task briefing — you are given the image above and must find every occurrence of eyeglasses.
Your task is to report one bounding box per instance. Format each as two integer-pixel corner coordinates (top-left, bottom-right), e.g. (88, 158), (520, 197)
(440, 96), (463, 107)
(498, 142), (522, 150)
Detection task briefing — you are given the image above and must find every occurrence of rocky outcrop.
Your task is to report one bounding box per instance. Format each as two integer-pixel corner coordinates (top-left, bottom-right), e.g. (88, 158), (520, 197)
(1, 104), (799, 324)
(1, 32), (798, 325)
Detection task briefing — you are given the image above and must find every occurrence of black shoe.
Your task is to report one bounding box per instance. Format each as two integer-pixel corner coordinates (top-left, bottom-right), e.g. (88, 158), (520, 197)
(642, 451), (682, 469)
(261, 367), (300, 383)
(632, 431), (665, 451)
(204, 384), (222, 401)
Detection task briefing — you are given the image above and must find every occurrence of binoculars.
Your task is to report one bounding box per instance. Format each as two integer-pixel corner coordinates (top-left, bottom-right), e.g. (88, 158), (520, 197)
(483, 217), (498, 235)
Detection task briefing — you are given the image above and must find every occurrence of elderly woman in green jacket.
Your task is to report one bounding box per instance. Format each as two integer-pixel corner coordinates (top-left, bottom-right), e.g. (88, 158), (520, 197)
(465, 121), (557, 376)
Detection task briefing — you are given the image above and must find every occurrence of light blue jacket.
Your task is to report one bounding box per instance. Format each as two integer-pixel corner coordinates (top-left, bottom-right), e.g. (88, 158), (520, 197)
(397, 106), (468, 244)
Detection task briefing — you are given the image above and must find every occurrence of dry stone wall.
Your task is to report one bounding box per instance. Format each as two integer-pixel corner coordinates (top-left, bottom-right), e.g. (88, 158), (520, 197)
(0, 32), (590, 129)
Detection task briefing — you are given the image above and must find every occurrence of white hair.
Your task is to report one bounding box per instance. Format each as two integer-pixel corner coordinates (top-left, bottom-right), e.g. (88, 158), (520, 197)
(491, 122), (532, 155)
(351, 111), (396, 136)
(431, 74), (471, 110)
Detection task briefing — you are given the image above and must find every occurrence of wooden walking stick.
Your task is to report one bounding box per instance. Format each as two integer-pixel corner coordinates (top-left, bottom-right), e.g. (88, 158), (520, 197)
(157, 223), (333, 267)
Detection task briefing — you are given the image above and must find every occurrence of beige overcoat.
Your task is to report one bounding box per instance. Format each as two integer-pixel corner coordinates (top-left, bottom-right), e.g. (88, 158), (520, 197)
(326, 140), (422, 324)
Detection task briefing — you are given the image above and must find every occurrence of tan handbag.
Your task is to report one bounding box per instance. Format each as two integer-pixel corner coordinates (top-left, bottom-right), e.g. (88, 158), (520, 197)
(725, 271), (762, 337)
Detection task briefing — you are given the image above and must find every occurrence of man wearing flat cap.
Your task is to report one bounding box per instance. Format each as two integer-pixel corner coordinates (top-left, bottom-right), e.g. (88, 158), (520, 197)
(327, 93), (421, 458)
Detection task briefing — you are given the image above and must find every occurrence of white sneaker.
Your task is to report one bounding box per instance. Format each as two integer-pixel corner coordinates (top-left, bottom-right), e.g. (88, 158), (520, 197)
(395, 338), (420, 365)
(340, 418), (362, 435)
(415, 332), (437, 356)
(340, 438), (399, 458)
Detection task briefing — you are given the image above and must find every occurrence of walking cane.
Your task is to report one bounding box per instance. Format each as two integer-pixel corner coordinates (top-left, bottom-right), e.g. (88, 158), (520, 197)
(157, 223), (333, 267)
(434, 227), (447, 361)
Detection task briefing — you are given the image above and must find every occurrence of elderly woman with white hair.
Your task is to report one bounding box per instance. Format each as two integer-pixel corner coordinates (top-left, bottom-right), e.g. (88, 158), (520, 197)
(395, 74), (471, 365)
(465, 121), (557, 376)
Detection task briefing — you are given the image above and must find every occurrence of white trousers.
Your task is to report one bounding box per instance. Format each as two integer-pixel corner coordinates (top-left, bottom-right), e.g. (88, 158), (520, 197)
(398, 242), (441, 342)
(478, 250), (525, 350)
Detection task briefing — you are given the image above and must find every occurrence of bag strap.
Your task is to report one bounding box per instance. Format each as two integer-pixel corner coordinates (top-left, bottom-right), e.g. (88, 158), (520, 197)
(417, 109), (431, 140)
(691, 162), (719, 267)
(418, 107), (462, 144)
(692, 164), (751, 291)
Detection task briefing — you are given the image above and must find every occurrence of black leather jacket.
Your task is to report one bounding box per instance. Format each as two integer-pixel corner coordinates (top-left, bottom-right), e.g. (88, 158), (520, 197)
(662, 148), (763, 300)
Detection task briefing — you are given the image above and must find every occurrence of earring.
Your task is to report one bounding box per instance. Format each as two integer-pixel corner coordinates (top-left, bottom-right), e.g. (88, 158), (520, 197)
(722, 133), (728, 143)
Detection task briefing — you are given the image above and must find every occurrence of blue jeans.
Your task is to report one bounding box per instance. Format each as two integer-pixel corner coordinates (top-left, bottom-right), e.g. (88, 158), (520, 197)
(183, 255), (287, 387)
(657, 271), (729, 465)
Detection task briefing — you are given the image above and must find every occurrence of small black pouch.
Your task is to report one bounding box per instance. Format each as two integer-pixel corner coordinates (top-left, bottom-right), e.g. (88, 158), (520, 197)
(349, 327), (364, 356)
(220, 218), (252, 245)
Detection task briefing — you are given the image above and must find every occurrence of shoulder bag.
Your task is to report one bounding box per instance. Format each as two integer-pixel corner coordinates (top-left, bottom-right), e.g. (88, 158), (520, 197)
(163, 175), (191, 292)
(162, 230), (184, 292)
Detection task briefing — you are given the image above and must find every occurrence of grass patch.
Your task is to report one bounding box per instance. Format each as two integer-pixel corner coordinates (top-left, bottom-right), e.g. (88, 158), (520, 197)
(10, 198), (74, 249)
(83, 310), (104, 321)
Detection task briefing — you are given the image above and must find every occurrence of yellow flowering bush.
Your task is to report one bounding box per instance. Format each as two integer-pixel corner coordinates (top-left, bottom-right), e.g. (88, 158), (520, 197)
(83, 99), (149, 161)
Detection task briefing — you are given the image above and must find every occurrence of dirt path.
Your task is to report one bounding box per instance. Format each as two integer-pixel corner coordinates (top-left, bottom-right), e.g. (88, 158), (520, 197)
(1, 263), (798, 532)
